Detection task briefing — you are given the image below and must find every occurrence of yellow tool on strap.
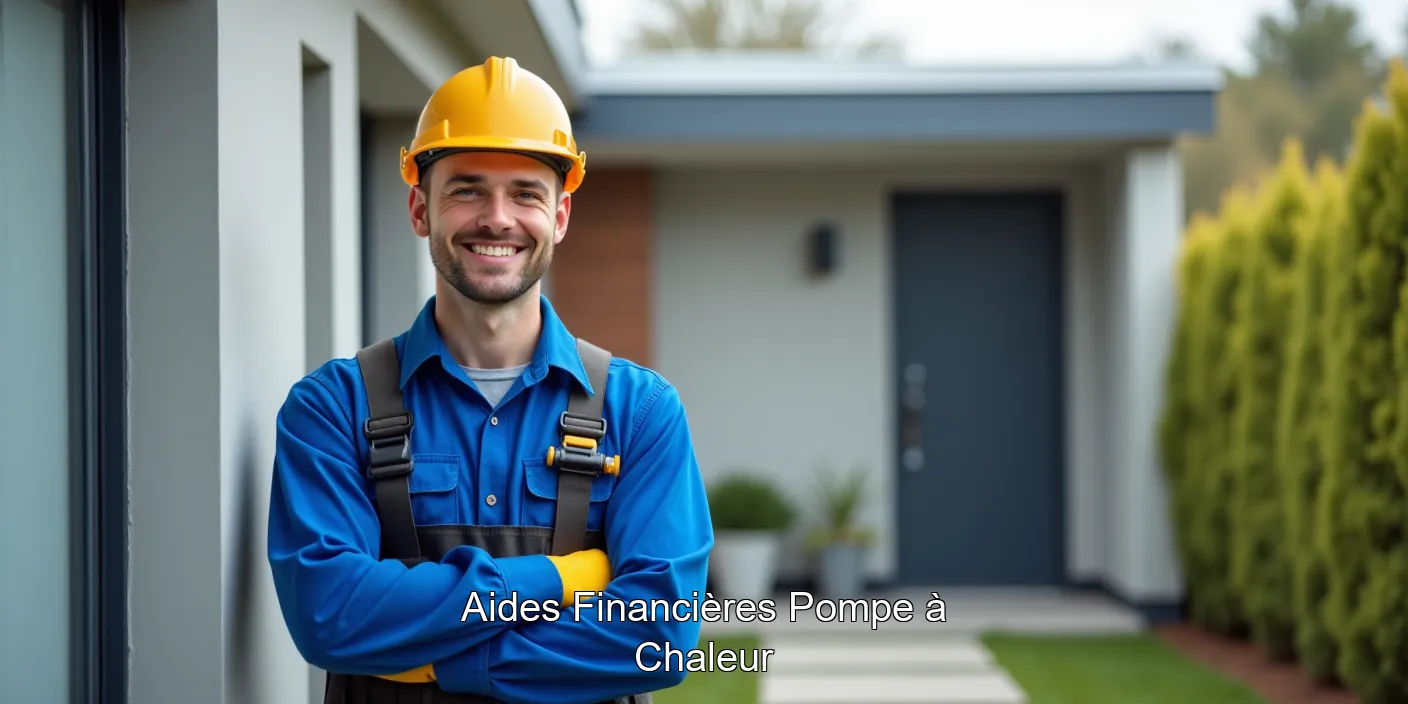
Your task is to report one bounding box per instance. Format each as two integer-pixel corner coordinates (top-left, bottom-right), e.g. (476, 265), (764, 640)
(547, 433), (620, 476)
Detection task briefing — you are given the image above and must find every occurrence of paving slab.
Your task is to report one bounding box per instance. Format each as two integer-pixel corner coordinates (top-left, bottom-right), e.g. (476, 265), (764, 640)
(702, 586), (1144, 636)
(760, 673), (1028, 704)
(753, 630), (981, 644)
(760, 635), (996, 672)
(693, 588), (1156, 704)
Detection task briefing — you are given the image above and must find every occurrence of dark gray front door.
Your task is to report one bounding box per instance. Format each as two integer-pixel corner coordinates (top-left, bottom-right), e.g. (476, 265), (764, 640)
(892, 191), (1064, 586)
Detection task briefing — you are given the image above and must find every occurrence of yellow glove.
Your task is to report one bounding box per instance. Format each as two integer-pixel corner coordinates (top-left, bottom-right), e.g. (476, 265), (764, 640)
(377, 664), (435, 683)
(547, 549), (612, 606)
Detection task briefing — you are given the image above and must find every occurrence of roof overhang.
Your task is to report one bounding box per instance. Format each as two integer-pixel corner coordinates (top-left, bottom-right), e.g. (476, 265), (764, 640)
(572, 53), (1224, 162)
(428, 0), (589, 110)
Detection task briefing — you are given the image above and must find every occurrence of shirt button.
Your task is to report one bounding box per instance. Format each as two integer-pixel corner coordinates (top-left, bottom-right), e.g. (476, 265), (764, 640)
(490, 416), (499, 426)
(486, 494), (497, 506)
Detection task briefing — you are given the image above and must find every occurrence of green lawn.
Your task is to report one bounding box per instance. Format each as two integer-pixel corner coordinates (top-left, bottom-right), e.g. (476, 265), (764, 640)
(983, 633), (1267, 704)
(650, 632), (1265, 704)
(650, 634), (762, 704)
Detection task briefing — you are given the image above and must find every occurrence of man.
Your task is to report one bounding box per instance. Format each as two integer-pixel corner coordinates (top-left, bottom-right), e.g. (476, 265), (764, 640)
(267, 57), (713, 704)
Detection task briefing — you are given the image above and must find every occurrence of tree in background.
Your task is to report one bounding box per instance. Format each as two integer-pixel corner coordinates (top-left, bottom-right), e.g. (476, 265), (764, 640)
(1180, 0), (1389, 221)
(1253, 0), (1385, 164)
(1181, 70), (1311, 225)
(625, 0), (900, 55)
(1146, 35), (1202, 62)
(1251, 0), (1378, 95)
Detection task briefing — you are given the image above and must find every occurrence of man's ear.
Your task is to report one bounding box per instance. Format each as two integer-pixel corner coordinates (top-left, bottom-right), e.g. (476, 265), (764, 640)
(408, 186), (430, 239)
(553, 192), (572, 245)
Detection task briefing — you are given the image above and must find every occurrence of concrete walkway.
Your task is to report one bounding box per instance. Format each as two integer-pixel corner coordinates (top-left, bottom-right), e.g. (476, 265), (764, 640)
(701, 587), (1145, 704)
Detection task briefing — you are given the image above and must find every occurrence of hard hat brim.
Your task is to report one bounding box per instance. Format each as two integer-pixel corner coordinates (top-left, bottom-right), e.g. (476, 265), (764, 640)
(401, 136), (586, 193)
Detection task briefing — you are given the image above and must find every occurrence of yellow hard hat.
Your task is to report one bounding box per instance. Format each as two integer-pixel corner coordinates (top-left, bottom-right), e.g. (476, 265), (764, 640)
(399, 56), (587, 193)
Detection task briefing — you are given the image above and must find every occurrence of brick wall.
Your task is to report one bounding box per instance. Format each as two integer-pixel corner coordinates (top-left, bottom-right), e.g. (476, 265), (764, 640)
(549, 167), (654, 368)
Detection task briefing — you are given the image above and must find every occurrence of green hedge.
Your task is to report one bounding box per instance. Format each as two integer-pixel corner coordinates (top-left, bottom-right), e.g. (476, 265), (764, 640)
(1160, 59), (1408, 703)
(1277, 157), (1345, 681)
(1161, 186), (1258, 638)
(1229, 141), (1309, 661)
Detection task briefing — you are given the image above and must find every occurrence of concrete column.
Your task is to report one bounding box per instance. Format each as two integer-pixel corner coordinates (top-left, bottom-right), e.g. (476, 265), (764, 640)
(363, 117), (432, 342)
(304, 48), (335, 374)
(126, 1), (462, 700)
(126, 1), (224, 700)
(128, 2), (373, 701)
(1112, 144), (1186, 607)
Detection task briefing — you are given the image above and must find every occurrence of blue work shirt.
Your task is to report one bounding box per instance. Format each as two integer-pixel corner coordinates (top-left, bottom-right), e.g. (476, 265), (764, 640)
(267, 295), (713, 703)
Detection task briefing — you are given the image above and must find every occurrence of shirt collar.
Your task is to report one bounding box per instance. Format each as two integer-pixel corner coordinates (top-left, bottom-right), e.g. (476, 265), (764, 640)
(398, 294), (593, 394)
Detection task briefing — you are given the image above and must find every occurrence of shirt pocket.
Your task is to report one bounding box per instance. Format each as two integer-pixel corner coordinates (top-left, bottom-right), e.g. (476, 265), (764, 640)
(404, 454), (461, 526)
(520, 457), (617, 533)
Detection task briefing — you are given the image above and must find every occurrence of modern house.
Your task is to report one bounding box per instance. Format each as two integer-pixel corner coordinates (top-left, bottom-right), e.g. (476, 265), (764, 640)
(6, 0), (1220, 701)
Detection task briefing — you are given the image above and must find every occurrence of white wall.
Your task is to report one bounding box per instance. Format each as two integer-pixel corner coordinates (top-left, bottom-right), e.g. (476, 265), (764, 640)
(1036, 145), (1185, 605)
(1067, 162), (1113, 584)
(1098, 146), (1186, 603)
(651, 164), (1104, 584)
(125, 0), (467, 701)
(1099, 154), (1131, 593)
(653, 155), (1185, 604)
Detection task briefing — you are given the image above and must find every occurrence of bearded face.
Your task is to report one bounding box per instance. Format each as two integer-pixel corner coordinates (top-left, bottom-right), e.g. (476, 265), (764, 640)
(426, 209), (556, 306)
(412, 150), (569, 306)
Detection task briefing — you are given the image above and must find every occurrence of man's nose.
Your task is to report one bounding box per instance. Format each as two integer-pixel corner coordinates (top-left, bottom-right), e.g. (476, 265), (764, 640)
(477, 192), (516, 232)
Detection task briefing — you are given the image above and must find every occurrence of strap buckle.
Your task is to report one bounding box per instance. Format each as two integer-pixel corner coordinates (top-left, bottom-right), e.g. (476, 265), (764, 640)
(365, 412), (414, 441)
(365, 413), (414, 480)
(367, 436), (413, 479)
(558, 411), (606, 440)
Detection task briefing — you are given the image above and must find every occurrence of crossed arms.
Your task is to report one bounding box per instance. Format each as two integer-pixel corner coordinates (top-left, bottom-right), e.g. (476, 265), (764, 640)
(267, 371), (713, 704)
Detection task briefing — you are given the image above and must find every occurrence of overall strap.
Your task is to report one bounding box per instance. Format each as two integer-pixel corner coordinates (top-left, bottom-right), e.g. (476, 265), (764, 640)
(550, 338), (615, 556)
(355, 339), (423, 563)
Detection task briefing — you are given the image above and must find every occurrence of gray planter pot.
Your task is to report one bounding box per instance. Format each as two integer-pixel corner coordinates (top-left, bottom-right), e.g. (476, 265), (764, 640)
(712, 530), (782, 600)
(818, 543), (866, 599)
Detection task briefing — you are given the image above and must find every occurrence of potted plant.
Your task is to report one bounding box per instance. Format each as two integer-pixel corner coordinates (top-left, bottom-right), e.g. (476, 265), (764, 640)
(707, 471), (796, 600)
(806, 463), (876, 599)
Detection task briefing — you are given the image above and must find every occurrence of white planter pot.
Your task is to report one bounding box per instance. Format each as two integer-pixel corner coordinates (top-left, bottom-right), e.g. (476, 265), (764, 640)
(818, 543), (866, 599)
(711, 530), (781, 600)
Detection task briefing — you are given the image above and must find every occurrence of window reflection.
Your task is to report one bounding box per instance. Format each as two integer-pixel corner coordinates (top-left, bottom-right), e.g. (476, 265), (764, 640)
(0, 0), (75, 700)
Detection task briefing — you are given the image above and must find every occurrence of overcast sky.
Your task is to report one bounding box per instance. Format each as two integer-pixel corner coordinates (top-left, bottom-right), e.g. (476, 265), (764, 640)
(577, 0), (1407, 72)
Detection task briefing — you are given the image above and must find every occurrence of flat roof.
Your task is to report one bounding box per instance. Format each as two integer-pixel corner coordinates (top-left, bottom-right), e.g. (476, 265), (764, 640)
(581, 53), (1225, 96)
(571, 54), (1221, 146)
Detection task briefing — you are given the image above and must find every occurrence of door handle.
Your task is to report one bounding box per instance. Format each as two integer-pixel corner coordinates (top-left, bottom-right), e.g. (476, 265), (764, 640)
(901, 363), (926, 472)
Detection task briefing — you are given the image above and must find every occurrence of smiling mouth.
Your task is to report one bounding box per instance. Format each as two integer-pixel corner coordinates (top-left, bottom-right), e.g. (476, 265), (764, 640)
(464, 243), (523, 258)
